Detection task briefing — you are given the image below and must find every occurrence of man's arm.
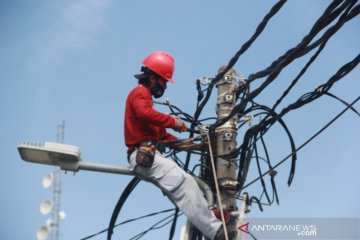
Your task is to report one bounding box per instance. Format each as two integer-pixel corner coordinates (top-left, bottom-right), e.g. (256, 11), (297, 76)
(131, 90), (176, 128)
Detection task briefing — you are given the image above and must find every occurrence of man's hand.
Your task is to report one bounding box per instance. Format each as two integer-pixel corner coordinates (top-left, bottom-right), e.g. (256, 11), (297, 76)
(173, 117), (188, 132)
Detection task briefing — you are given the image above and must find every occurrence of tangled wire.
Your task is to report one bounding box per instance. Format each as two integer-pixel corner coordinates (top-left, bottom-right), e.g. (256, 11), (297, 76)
(80, 1), (360, 239)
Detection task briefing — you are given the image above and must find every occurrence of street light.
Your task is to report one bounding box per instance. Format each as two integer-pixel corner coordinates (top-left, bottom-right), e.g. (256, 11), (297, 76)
(18, 141), (215, 239)
(18, 141), (214, 203)
(18, 141), (134, 175)
(18, 142), (81, 172)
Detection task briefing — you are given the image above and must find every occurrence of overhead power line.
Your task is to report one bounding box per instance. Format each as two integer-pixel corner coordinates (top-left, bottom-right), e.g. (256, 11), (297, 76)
(78, 1), (360, 239)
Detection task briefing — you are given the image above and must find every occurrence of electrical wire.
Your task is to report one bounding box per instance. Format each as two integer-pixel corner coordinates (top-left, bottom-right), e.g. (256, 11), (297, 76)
(324, 92), (360, 117)
(168, 207), (180, 240)
(80, 208), (175, 240)
(107, 177), (140, 240)
(93, 2), (360, 240)
(128, 212), (184, 240)
(241, 96), (360, 191)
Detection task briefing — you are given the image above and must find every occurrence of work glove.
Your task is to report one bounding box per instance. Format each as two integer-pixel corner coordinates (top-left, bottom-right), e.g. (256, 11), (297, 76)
(173, 117), (188, 132)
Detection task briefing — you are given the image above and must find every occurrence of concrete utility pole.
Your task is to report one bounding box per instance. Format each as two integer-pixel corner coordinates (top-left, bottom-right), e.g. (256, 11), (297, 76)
(215, 66), (240, 239)
(215, 67), (252, 240)
(215, 66), (250, 240)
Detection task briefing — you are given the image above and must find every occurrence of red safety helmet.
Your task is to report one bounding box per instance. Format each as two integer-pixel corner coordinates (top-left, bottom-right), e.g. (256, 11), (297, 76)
(142, 51), (175, 83)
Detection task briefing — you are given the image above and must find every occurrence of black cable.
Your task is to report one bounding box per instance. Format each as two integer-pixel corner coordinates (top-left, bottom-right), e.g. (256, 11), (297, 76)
(259, 131), (279, 204)
(250, 196), (263, 212)
(107, 177), (140, 240)
(270, 170), (280, 205)
(80, 208), (175, 240)
(272, 38), (328, 111)
(248, 228), (259, 240)
(154, 100), (197, 124)
(196, 79), (204, 102)
(247, 0), (354, 83)
(168, 208), (179, 240)
(241, 96), (360, 191)
(98, 2), (359, 240)
(279, 54), (360, 117)
(196, 0), (287, 119)
(324, 92), (360, 117)
(231, 96), (359, 202)
(221, 53), (360, 190)
(213, 2), (360, 130)
(236, 104), (297, 187)
(183, 0), (287, 171)
(203, 0), (287, 124)
(260, 132), (272, 168)
(254, 141), (271, 204)
(128, 212), (184, 240)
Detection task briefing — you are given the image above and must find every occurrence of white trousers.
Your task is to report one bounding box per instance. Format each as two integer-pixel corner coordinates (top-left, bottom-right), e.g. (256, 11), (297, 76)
(129, 150), (221, 239)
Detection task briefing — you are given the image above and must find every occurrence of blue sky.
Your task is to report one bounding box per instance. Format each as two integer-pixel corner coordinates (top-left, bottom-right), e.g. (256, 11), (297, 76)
(1, 1), (359, 239)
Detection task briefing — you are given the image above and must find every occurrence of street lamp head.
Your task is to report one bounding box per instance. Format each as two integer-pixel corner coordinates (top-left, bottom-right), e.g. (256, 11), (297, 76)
(18, 142), (81, 172)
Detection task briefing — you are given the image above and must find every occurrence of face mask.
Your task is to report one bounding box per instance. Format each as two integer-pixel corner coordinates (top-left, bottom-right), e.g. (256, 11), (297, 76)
(151, 80), (165, 98)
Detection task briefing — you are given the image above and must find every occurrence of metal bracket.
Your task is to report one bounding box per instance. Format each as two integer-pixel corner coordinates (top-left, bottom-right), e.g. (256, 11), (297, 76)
(198, 77), (213, 85)
(223, 132), (233, 141)
(218, 177), (239, 190)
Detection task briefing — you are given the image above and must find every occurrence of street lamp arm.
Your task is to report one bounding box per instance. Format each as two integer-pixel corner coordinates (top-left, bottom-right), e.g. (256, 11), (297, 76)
(77, 162), (133, 175)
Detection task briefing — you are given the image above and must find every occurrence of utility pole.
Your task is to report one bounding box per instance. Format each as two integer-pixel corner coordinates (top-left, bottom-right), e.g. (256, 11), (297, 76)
(215, 66), (238, 210)
(182, 67), (246, 240)
(215, 66), (246, 240)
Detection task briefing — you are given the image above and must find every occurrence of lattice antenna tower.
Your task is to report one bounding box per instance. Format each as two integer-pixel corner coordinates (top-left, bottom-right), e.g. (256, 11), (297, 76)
(50, 120), (65, 240)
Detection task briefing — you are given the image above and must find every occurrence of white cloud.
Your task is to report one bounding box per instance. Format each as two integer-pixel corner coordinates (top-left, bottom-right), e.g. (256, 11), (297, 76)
(59, 0), (110, 49)
(30, 0), (112, 72)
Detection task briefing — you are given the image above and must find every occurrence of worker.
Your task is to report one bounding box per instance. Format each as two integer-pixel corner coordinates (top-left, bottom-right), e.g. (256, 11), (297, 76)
(124, 51), (236, 239)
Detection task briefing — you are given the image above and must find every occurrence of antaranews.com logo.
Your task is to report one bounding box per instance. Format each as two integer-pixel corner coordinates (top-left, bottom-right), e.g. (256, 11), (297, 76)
(236, 218), (359, 239)
(238, 222), (317, 237)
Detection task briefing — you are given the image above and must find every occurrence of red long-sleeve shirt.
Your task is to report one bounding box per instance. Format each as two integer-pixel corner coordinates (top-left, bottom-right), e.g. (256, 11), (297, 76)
(124, 84), (177, 150)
